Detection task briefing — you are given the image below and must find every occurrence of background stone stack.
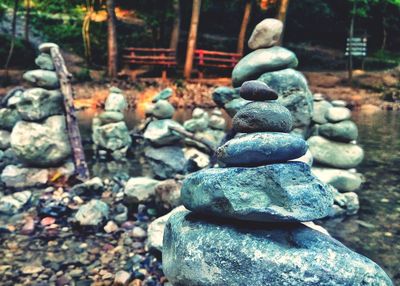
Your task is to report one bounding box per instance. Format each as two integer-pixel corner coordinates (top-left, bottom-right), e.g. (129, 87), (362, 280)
(143, 92), (187, 180)
(308, 94), (364, 217)
(0, 43), (75, 190)
(92, 87), (131, 160)
(229, 18), (313, 134)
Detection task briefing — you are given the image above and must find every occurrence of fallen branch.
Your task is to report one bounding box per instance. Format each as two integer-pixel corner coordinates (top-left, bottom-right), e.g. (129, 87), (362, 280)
(168, 125), (215, 155)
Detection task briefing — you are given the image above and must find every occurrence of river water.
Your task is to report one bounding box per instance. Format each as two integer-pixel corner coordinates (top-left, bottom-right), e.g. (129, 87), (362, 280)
(78, 108), (400, 283)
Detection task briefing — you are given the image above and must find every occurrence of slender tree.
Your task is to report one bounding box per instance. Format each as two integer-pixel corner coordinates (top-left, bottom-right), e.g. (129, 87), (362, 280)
(24, 0), (30, 43)
(4, 0), (19, 81)
(169, 0), (181, 51)
(276, 0), (290, 45)
(106, 0), (118, 78)
(237, 0), (253, 55)
(184, 0), (202, 80)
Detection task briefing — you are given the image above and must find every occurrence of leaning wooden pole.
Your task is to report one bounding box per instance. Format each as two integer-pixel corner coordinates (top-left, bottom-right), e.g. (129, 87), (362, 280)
(48, 44), (90, 181)
(184, 0), (202, 80)
(276, 0), (290, 45)
(237, 0), (253, 55)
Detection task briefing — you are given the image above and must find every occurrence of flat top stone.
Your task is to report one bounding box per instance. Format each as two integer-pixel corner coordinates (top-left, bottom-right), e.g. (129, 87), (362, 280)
(248, 18), (283, 50)
(38, 42), (59, 53)
(240, 80), (278, 101)
(325, 107), (351, 122)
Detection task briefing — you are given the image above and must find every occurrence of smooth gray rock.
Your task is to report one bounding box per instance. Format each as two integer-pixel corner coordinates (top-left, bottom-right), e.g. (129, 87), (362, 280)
(184, 114), (209, 133)
(312, 100), (333, 124)
(257, 69), (313, 128)
(163, 209), (393, 286)
(35, 53), (55, 70)
(319, 120), (358, 142)
(239, 80), (278, 101)
(232, 47), (298, 87)
(325, 107), (351, 122)
(0, 191), (32, 215)
(233, 101), (293, 133)
(11, 115), (72, 167)
(71, 177), (104, 195)
(75, 199), (109, 226)
(152, 88), (173, 102)
(329, 186), (360, 217)
(93, 122), (131, 151)
(185, 129), (225, 153)
(98, 111), (124, 125)
(224, 98), (250, 117)
(1, 165), (48, 188)
(208, 113), (226, 130)
(181, 162), (333, 222)
(155, 179), (182, 210)
(331, 100), (347, 107)
(152, 100), (175, 119)
(23, 70), (59, 89)
(143, 119), (182, 146)
(312, 167), (363, 192)
(0, 108), (21, 130)
(16, 88), (64, 121)
(308, 136), (364, 169)
(212, 87), (240, 107)
(0, 130), (10, 150)
(104, 92), (127, 112)
(184, 147), (210, 170)
(248, 18), (283, 49)
(217, 132), (307, 166)
(124, 177), (159, 204)
(38, 42), (59, 53)
(145, 146), (187, 180)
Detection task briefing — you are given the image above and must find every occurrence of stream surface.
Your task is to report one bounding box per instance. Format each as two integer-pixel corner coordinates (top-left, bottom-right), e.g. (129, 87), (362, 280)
(78, 108), (400, 282)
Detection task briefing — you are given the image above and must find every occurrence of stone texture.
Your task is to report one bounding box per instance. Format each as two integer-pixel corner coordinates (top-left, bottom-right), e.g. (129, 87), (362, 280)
(0, 130), (11, 150)
(163, 209), (393, 286)
(35, 53), (54, 70)
(224, 98), (250, 117)
(143, 119), (182, 146)
(212, 87), (240, 108)
(155, 179), (182, 210)
(16, 88), (64, 121)
(98, 111), (125, 125)
(232, 47), (298, 87)
(75, 199), (109, 226)
(312, 100), (333, 124)
(23, 70), (59, 89)
(319, 120), (358, 142)
(308, 136), (364, 169)
(239, 80), (278, 101)
(124, 177), (159, 204)
(233, 101), (293, 133)
(217, 132), (307, 167)
(257, 69), (313, 128)
(93, 122), (131, 151)
(152, 100), (175, 119)
(325, 107), (351, 122)
(0, 191), (32, 215)
(248, 18), (283, 49)
(38, 42), (59, 53)
(11, 115), (72, 167)
(152, 88), (173, 102)
(145, 146), (187, 180)
(104, 92), (127, 112)
(181, 162), (333, 222)
(312, 167), (363, 192)
(0, 108), (21, 130)
(1, 165), (48, 188)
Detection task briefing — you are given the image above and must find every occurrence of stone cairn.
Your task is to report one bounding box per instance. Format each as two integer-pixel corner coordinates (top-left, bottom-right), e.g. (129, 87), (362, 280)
(92, 87), (131, 160)
(308, 94), (364, 217)
(161, 21), (393, 286)
(0, 44), (74, 190)
(143, 89), (187, 179)
(213, 18), (313, 135)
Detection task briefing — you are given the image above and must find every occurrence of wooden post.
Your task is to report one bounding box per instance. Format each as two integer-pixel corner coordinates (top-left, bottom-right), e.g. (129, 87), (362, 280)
(106, 0), (118, 78)
(50, 45), (90, 181)
(348, 1), (356, 85)
(276, 0), (290, 45)
(184, 0), (202, 80)
(237, 0), (252, 55)
(169, 0), (181, 52)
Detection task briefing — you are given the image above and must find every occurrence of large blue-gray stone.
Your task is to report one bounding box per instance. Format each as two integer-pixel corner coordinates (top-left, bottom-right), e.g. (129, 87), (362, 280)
(163, 209), (393, 286)
(145, 146), (187, 179)
(257, 69), (313, 128)
(233, 101), (293, 133)
(232, 47), (298, 87)
(217, 132), (307, 166)
(181, 162), (333, 222)
(319, 120), (358, 142)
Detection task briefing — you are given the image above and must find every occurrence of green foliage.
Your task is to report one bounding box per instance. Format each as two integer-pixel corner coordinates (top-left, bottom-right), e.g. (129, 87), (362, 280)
(74, 67), (92, 82)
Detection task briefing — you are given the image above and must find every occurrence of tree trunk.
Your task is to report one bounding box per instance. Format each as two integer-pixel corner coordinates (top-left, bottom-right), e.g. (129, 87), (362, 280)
(276, 0), (290, 45)
(348, 1), (356, 85)
(4, 0), (19, 80)
(106, 0), (118, 78)
(184, 0), (201, 80)
(24, 0), (30, 43)
(169, 0), (181, 51)
(237, 0), (252, 55)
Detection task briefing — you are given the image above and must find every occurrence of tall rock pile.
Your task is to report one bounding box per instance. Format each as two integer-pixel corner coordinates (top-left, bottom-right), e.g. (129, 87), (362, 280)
(143, 92), (187, 179)
(161, 44), (392, 286)
(308, 94), (364, 217)
(92, 87), (131, 160)
(0, 43), (74, 189)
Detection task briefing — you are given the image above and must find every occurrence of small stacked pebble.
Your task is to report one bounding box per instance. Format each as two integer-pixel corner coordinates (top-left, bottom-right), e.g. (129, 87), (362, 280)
(213, 19), (313, 133)
(143, 90), (187, 179)
(308, 94), (364, 217)
(0, 43), (75, 192)
(162, 54), (392, 286)
(92, 87), (131, 160)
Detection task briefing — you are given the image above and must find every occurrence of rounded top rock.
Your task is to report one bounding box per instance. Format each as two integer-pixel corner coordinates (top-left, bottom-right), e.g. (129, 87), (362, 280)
(325, 107), (351, 122)
(248, 18), (283, 50)
(38, 42), (59, 53)
(240, 80), (278, 101)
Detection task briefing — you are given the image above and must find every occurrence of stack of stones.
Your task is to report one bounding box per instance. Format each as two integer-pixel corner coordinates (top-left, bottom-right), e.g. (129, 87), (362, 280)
(161, 82), (393, 285)
(0, 43), (75, 190)
(143, 93), (187, 180)
(308, 94), (364, 217)
(230, 18), (313, 134)
(92, 87), (131, 160)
